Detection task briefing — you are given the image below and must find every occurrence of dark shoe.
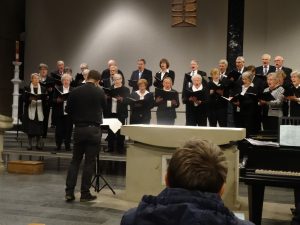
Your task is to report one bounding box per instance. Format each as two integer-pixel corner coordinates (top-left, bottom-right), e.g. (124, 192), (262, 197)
(80, 194), (97, 202)
(65, 194), (75, 202)
(27, 146), (32, 150)
(56, 145), (61, 151)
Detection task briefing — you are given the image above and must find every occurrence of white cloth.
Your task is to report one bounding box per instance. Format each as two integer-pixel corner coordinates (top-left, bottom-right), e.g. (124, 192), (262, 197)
(192, 84), (203, 91)
(28, 83), (44, 121)
(160, 69), (169, 80)
(241, 83), (253, 96)
(102, 118), (122, 134)
(63, 86), (69, 115)
(111, 97), (117, 113)
(136, 90), (149, 100)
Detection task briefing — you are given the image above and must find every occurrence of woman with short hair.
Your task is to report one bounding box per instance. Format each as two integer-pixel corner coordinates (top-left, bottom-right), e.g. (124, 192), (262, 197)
(105, 74), (130, 153)
(231, 71), (259, 136)
(129, 79), (154, 124)
(260, 72), (285, 132)
(182, 74), (208, 126)
(52, 73), (73, 151)
(286, 71), (300, 117)
(22, 73), (47, 150)
(153, 58), (175, 89)
(155, 77), (179, 125)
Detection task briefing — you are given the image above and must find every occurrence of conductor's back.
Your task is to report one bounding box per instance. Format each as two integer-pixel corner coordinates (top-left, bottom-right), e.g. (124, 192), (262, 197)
(65, 70), (107, 203)
(66, 78), (106, 126)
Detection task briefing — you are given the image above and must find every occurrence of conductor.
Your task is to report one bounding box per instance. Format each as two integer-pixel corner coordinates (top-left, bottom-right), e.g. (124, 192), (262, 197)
(65, 70), (106, 202)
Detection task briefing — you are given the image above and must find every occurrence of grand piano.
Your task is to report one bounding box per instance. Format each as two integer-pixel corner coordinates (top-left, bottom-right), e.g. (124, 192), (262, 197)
(239, 139), (300, 225)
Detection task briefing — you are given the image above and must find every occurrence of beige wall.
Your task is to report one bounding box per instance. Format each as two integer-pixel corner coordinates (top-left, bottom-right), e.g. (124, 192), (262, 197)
(244, 0), (300, 70)
(24, 0), (228, 92)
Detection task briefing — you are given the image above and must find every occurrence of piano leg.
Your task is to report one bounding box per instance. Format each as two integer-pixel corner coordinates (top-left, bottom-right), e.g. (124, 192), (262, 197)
(248, 184), (265, 225)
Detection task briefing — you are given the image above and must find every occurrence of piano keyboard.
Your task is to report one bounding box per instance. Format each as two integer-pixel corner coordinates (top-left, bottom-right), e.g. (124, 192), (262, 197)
(255, 169), (300, 177)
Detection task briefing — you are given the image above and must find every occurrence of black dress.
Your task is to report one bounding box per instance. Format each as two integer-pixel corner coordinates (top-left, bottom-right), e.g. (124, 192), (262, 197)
(182, 86), (208, 126)
(129, 91), (154, 124)
(207, 80), (228, 127)
(105, 85), (130, 153)
(22, 85), (47, 136)
(289, 86), (300, 117)
(155, 89), (179, 125)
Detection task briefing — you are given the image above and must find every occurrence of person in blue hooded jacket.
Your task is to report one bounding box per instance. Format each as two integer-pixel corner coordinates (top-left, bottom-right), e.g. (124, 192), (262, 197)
(121, 139), (254, 225)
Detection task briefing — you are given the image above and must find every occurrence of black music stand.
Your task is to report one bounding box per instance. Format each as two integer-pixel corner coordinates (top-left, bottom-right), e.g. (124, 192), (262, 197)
(91, 153), (116, 194)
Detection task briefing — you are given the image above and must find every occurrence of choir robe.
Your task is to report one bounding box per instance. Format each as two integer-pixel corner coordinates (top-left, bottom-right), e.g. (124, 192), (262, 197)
(128, 91), (154, 124)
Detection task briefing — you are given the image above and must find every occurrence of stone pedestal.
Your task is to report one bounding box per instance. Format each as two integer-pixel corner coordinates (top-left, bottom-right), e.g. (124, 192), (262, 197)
(121, 125), (246, 210)
(0, 115), (13, 173)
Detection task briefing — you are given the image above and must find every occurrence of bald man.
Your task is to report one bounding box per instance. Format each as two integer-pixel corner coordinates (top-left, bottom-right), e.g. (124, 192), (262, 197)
(255, 54), (276, 77)
(101, 59), (124, 87)
(274, 55), (292, 77)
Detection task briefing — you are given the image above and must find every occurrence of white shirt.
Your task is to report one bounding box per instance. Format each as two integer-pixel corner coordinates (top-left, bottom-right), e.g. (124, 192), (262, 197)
(160, 69), (169, 80)
(241, 83), (254, 95)
(136, 90), (149, 100)
(190, 70), (197, 76)
(63, 86), (69, 115)
(192, 84), (203, 92)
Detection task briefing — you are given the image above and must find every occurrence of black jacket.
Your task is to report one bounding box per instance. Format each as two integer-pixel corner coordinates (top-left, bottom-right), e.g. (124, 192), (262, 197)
(65, 82), (106, 125)
(121, 188), (254, 225)
(153, 70), (175, 89)
(155, 89), (179, 120)
(182, 70), (208, 93)
(52, 86), (73, 118)
(129, 92), (154, 124)
(105, 86), (130, 119)
(101, 68), (125, 87)
(129, 69), (152, 91)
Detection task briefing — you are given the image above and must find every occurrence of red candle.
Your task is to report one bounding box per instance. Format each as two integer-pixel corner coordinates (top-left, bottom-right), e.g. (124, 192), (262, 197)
(15, 41), (19, 62)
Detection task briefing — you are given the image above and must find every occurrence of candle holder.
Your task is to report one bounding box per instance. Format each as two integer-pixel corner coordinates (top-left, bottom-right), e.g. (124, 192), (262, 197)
(11, 61), (22, 125)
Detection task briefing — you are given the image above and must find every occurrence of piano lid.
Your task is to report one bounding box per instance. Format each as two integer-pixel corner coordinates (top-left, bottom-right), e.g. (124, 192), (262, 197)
(121, 124), (246, 148)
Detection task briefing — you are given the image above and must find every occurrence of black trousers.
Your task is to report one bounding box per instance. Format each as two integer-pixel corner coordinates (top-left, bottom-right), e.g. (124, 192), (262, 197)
(262, 116), (279, 132)
(186, 108), (207, 126)
(42, 106), (50, 138)
(107, 116), (126, 152)
(55, 115), (73, 148)
(208, 107), (227, 127)
(65, 126), (102, 195)
(157, 117), (175, 125)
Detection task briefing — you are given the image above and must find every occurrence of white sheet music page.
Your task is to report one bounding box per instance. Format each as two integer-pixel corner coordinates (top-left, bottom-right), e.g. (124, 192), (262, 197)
(280, 125), (300, 147)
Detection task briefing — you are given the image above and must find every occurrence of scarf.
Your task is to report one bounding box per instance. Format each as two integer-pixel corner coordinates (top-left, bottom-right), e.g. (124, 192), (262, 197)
(28, 83), (44, 121)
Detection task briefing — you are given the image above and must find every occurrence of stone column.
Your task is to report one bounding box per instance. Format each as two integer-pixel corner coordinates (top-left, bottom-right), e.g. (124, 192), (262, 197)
(11, 61), (22, 125)
(0, 115), (13, 173)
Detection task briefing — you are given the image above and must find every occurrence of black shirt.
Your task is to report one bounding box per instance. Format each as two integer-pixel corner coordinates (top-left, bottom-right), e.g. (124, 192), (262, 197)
(65, 82), (106, 125)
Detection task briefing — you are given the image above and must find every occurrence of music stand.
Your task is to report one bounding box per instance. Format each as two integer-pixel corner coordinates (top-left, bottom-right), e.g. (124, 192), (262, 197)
(91, 124), (116, 195)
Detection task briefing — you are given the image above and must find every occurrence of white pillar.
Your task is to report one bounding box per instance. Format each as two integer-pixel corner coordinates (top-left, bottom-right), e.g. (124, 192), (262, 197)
(11, 61), (22, 125)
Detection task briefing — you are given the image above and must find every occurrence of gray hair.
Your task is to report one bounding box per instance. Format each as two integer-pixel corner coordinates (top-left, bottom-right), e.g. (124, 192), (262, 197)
(236, 56), (245, 62)
(57, 60), (64, 65)
(80, 63), (88, 69)
(61, 73), (72, 82)
(190, 59), (199, 65)
(191, 74), (202, 82)
(242, 71), (254, 81)
(219, 59), (228, 66)
(38, 63), (48, 70)
(262, 53), (271, 60)
(113, 73), (122, 81)
(291, 70), (300, 79)
(267, 72), (280, 82)
(31, 73), (39, 79)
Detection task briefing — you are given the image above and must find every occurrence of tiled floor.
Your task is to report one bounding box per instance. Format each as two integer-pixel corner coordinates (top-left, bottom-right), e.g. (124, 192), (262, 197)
(0, 168), (296, 225)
